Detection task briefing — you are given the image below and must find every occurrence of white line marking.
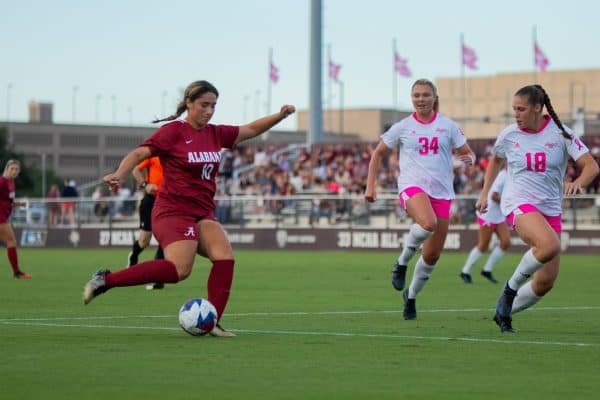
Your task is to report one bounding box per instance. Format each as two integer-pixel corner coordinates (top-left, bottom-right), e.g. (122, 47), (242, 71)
(1, 305), (598, 322)
(0, 320), (597, 347)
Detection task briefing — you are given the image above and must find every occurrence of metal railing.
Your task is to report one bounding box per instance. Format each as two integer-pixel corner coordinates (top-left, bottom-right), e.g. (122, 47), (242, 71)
(11, 193), (600, 231)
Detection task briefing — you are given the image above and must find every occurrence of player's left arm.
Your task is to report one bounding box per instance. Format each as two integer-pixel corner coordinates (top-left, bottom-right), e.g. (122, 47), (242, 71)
(565, 153), (600, 196)
(236, 105), (295, 144)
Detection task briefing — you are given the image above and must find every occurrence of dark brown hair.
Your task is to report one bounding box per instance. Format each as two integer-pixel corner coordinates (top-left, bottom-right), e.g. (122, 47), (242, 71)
(412, 79), (439, 112)
(515, 84), (571, 139)
(153, 80), (219, 123)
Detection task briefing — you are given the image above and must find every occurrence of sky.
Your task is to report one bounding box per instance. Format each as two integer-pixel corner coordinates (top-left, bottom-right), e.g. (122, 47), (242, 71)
(2, 0), (599, 131)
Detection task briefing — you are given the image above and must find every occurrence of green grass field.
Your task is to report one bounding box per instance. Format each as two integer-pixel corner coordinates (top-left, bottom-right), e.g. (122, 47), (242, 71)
(1, 248), (599, 399)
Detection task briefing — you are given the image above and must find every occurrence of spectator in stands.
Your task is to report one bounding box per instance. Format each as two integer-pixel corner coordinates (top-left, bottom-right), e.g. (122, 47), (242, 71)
(92, 186), (109, 222)
(460, 168), (509, 284)
(0, 160), (32, 278)
(478, 84), (599, 333)
(60, 179), (78, 226)
(46, 183), (60, 226)
(82, 79), (295, 337)
(365, 78), (476, 320)
(127, 156), (165, 291)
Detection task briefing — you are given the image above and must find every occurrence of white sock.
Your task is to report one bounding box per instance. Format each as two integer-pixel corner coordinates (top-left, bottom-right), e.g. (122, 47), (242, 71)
(408, 256), (436, 298)
(508, 249), (543, 291)
(398, 224), (433, 265)
(461, 247), (482, 274)
(482, 246), (505, 272)
(512, 281), (542, 314)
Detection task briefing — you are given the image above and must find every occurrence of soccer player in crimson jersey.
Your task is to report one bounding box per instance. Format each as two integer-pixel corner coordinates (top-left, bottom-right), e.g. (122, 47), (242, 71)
(365, 79), (476, 320)
(83, 80), (295, 337)
(478, 84), (599, 333)
(0, 160), (32, 279)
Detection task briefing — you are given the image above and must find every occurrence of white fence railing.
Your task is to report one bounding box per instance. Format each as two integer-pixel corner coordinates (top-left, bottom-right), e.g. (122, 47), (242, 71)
(11, 193), (600, 231)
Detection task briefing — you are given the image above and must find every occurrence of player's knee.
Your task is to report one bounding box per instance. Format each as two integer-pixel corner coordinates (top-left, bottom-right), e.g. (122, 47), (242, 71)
(420, 219), (437, 233)
(499, 239), (510, 251)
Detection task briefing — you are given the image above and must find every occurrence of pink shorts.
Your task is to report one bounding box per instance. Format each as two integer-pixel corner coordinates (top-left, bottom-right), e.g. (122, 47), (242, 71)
(152, 207), (217, 247)
(506, 204), (562, 233)
(399, 186), (452, 219)
(476, 215), (506, 229)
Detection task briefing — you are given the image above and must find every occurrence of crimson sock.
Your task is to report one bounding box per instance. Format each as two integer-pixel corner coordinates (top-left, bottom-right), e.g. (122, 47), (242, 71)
(207, 260), (234, 320)
(7, 247), (20, 274)
(105, 259), (179, 288)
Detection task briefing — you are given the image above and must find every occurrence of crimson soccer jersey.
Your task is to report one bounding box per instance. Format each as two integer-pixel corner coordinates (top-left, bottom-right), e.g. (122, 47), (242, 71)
(142, 120), (239, 217)
(0, 176), (16, 222)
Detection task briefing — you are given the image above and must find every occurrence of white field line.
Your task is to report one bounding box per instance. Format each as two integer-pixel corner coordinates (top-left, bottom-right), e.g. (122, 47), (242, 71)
(0, 320), (597, 348)
(1, 306), (599, 348)
(0, 305), (599, 322)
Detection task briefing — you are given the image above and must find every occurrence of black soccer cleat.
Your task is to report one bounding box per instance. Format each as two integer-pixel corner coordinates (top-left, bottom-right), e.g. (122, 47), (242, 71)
(459, 272), (472, 284)
(403, 290), (417, 320)
(493, 311), (516, 333)
(493, 282), (518, 333)
(481, 270), (498, 284)
(392, 262), (407, 291)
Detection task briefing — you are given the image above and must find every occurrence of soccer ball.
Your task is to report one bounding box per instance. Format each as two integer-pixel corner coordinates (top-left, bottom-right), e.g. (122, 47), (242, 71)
(178, 298), (218, 336)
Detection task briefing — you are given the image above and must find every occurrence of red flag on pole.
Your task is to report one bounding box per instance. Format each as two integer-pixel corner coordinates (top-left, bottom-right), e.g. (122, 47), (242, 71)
(534, 42), (549, 72)
(462, 43), (478, 70)
(269, 61), (279, 84)
(328, 59), (342, 82)
(394, 52), (411, 77)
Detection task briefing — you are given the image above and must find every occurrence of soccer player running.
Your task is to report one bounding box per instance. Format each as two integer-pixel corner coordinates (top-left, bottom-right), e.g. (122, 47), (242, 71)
(0, 160), (32, 279)
(477, 84), (599, 333)
(459, 168), (509, 284)
(365, 79), (476, 320)
(128, 156), (165, 290)
(83, 80), (295, 337)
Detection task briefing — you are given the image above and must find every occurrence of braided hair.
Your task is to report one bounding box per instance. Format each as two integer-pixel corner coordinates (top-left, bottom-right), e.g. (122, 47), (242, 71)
(515, 84), (571, 140)
(153, 80), (219, 123)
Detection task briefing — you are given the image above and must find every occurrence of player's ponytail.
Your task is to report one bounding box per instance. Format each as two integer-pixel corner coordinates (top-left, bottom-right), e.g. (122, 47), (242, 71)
(153, 80), (219, 124)
(515, 85), (572, 140)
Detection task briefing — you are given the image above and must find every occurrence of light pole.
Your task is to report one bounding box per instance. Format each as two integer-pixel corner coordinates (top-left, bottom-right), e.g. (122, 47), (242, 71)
(72, 85), (79, 123)
(95, 94), (102, 123)
(161, 90), (167, 117)
(243, 95), (250, 121)
(111, 95), (117, 124)
(6, 83), (13, 121)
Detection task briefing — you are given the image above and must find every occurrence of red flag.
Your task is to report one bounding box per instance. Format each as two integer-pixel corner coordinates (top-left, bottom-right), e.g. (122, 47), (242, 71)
(394, 52), (411, 77)
(328, 59), (342, 82)
(269, 61), (279, 84)
(462, 43), (478, 70)
(534, 42), (549, 72)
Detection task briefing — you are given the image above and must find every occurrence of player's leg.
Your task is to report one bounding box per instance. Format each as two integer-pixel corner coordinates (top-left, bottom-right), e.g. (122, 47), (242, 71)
(392, 190), (436, 291)
(0, 223), (30, 278)
(461, 225), (493, 283)
(513, 255), (559, 314)
(197, 219), (236, 337)
(480, 223), (510, 283)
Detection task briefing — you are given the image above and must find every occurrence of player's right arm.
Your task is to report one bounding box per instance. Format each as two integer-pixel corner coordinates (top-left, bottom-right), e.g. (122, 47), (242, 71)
(365, 141), (392, 203)
(104, 146), (152, 193)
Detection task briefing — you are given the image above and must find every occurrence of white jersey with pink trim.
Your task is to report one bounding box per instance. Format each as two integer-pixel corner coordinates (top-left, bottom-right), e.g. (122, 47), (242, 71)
(381, 112), (467, 199)
(476, 169), (506, 224)
(493, 117), (589, 216)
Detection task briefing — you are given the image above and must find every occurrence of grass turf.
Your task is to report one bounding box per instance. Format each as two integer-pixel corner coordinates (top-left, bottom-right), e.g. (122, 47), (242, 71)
(1, 248), (599, 399)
